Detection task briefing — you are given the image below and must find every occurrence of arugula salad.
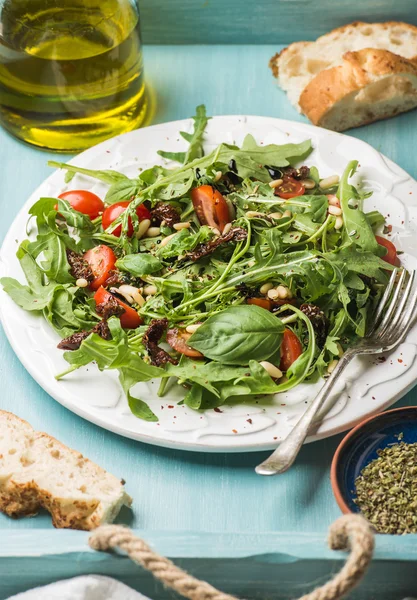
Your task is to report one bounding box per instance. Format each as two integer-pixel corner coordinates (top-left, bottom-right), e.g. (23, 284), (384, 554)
(1, 106), (398, 422)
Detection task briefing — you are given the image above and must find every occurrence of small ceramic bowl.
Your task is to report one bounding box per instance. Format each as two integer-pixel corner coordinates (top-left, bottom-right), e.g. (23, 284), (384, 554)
(331, 406), (417, 514)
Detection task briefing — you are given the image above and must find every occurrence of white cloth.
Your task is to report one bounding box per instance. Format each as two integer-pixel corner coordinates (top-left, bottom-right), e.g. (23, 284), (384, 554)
(7, 576), (151, 600)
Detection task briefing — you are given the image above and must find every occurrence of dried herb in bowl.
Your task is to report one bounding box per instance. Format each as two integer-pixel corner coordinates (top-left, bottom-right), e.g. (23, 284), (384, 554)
(354, 441), (417, 534)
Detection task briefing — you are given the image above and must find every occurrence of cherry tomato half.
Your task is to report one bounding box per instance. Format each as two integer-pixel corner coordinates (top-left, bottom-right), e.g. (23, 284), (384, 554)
(375, 235), (399, 266)
(191, 185), (230, 233)
(102, 201), (151, 237)
(274, 177), (305, 200)
(166, 328), (204, 359)
(279, 329), (303, 372)
(94, 286), (142, 329)
(57, 190), (104, 220)
(84, 245), (116, 291)
(247, 297), (273, 310)
(246, 297), (296, 311)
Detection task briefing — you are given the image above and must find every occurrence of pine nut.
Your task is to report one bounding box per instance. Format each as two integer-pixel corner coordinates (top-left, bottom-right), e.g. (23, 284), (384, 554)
(136, 218), (151, 239)
(260, 282), (274, 295)
(269, 211), (283, 219)
(267, 288), (280, 300)
(327, 359), (339, 374)
(144, 284), (158, 296)
(328, 205), (342, 216)
(320, 175), (340, 189)
(246, 211), (266, 218)
(111, 286), (133, 304)
(300, 178), (316, 189)
(226, 198), (236, 221)
(185, 323), (202, 334)
(76, 278), (88, 288)
(118, 285), (145, 306)
(214, 171), (223, 182)
(222, 222), (232, 235)
(327, 195), (340, 207)
(211, 227), (221, 236)
(282, 210), (292, 218)
(145, 226), (161, 238)
(268, 178), (283, 189)
(160, 220), (166, 228)
(259, 361), (283, 379)
(336, 343), (344, 358)
(173, 221), (191, 231)
(247, 260), (255, 267)
(334, 216), (344, 230)
(276, 285), (289, 299)
(160, 232), (178, 247)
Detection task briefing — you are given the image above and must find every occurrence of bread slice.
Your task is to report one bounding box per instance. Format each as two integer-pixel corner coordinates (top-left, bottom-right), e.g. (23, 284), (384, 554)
(299, 48), (417, 131)
(270, 21), (417, 111)
(0, 411), (132, 530)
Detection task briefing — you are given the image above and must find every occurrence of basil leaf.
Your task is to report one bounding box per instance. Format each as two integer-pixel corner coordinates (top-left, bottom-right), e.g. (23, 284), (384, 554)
(188, 305), (285, 365)
(116, 253), (163, 276)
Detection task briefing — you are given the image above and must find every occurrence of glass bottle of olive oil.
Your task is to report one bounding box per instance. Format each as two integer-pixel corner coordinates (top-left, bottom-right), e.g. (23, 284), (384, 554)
(0, 0), (149, 151)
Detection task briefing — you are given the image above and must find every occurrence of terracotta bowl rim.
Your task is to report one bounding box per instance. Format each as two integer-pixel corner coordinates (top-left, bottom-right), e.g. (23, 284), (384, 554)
(330, 405), (417, 514)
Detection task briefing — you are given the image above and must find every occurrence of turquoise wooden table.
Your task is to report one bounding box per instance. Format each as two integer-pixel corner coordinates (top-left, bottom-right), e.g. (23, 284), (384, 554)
(1, 44), (417, 599)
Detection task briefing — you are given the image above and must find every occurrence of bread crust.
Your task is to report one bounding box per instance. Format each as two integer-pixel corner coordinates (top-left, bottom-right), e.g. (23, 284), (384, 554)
(0, 410), (132, 530)
(299, 48), (417, 128)
(270, 21), (417, 78)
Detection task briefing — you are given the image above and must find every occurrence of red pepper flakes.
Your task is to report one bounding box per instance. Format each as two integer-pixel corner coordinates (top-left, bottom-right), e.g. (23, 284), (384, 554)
(398, 359), (403, 363)
(232, 429), (238, 434)
(247, 418), (253, 424)
(214, 407), (223, 413)
(168, 405), (174, 409)
(372, 396), (376, 400)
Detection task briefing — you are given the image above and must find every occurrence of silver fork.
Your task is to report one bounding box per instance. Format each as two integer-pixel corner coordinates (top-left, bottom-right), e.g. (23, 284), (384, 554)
(255, 268), (417, 476)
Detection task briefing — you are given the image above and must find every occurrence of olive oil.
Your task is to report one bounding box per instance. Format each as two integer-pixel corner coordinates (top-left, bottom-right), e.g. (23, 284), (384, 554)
(0, 0), (148, 151)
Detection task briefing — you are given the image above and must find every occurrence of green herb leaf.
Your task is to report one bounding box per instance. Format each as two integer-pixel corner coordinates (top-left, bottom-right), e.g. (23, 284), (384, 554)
(105, 179), (144, 205)
(158, 105), (209, 164)
(48, 161), (129, 184)
(116, 253), (163, 276)
(188, 305), (285, 365)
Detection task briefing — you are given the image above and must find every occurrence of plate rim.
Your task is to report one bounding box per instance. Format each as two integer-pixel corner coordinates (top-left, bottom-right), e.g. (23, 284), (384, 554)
(1, 114), (416, 452)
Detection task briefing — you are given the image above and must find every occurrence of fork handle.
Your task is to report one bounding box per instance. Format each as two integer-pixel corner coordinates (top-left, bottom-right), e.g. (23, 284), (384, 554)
(255, 351), (354, 476)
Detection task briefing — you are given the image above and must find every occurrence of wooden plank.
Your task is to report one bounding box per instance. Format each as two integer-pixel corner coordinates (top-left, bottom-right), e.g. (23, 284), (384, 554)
(1, 534), (417, 599)
(139, 0), (417, 44)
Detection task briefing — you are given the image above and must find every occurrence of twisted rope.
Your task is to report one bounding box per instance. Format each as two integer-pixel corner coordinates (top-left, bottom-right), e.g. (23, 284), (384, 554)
(89, 514), (374, 600)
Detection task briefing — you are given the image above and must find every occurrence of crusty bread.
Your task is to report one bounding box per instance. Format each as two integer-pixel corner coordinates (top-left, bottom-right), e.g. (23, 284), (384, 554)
(0, 411), (132, 530)
(270, 21), (417, 130)
(300, 48), (417, 131)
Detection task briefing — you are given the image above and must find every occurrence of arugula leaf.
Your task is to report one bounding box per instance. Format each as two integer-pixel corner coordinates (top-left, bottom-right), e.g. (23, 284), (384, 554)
(116, 253), (163, 276)
(304, 195), (329, 223)
(48, 161), (129, 184)
(158, 105), (209, 164)
(188, 305), (285, 365)
(337, 161), (381, 254)
(324, 245), (394, 282)
(240, 135), (312, 167)
(157, 226), (213, 259)
(105, 179), (144, 205)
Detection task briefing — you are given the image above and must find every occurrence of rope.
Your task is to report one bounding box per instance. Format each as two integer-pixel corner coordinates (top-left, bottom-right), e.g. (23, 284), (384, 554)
(89, 514), (374, 600)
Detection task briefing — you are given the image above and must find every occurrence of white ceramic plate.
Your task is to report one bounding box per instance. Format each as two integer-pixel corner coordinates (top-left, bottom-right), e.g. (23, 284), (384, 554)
(2, 116), (417, 452)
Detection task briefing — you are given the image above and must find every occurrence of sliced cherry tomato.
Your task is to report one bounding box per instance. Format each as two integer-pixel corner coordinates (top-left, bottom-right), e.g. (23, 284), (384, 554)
(247, 297), (273, 310)
(102, 201), (151, 237)
(279, 329), (303, 372)
(84, 245), (116, 291)
(94, 286), (142, 329)
(375, 235), (399, 266)
(247, 297), (296, 311)
(274, 177), (305, 199)
(191, 185), (230, 233)
(57, 190), (104, 220)
(166, 328), (204, 359)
